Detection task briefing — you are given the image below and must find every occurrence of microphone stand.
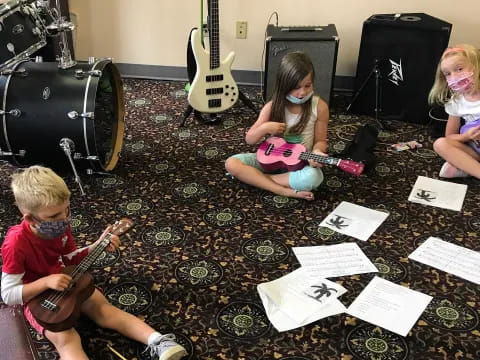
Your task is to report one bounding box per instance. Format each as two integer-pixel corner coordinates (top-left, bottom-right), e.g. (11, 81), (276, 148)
(347, 59), (393, 131)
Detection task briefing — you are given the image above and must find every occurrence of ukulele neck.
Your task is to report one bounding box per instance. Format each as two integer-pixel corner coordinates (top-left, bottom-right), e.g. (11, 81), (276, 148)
(299, 152), (340, 166)
(73, 234), (112, 281)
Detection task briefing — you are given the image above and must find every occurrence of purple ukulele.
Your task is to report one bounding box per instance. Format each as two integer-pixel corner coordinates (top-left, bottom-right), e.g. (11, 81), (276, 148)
(256, 137), (364, 176)
(460, 117), (480, 152)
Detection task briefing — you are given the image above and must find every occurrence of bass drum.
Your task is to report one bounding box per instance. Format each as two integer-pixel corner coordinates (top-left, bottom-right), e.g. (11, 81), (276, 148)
(0, 59), (125, 172)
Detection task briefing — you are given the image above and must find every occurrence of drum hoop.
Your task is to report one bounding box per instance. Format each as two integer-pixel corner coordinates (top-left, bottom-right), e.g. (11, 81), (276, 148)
(0, 40), (47, 71)
(81, 59), (125, 171)
(1, 72), (13, 155)
(0, 5), (20, 20)
(0, 0), (41, 19)
(82, 66), (96, 160)
(1, 59), (27, 161)
(104, 63), (125, 171)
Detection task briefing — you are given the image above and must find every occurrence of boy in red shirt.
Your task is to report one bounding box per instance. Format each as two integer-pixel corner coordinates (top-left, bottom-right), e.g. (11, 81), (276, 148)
(1, 166), (187, 360)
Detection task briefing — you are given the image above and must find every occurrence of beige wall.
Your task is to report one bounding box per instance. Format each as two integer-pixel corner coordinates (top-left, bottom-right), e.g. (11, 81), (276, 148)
(69, 0), (480, 76)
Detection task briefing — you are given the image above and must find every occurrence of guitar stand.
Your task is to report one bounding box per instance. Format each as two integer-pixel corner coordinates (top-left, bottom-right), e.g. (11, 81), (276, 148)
(179, 105), (220, 127)
(346, 59), (394, 131)
(179, 89), (258, 127)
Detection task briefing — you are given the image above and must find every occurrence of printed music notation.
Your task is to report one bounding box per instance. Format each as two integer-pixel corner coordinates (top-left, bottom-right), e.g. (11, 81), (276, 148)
(346, 276), (432, 337)
(293, 243), (378, 278)
(409, 237), (480, 285)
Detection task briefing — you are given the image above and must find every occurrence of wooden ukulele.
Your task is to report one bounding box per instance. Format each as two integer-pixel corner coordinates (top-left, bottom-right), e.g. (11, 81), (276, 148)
(28, 219), (133, 332)
(257, 137), (365, 176)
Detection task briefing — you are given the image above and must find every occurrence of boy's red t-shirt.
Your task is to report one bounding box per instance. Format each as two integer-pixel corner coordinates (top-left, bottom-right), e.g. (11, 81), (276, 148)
(1, 220), (89, 283)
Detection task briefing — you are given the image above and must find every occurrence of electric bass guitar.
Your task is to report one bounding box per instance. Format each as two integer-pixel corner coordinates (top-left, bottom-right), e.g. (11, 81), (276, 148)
(257, 137), (365, 176)
(188, 0), (239, 113)
(28, 219), (133, 332)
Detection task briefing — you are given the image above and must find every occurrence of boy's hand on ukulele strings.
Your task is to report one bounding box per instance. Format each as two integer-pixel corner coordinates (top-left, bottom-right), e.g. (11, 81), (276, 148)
(45, 273), (72, 291)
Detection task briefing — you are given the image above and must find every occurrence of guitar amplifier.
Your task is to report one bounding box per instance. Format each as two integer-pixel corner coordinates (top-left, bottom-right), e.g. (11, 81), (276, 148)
(264, 24), (339, 104)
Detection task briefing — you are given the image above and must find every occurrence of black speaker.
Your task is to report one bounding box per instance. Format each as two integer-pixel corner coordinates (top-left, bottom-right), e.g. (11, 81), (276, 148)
(264, 25), (339, 104)
(349, 13), (452, 124)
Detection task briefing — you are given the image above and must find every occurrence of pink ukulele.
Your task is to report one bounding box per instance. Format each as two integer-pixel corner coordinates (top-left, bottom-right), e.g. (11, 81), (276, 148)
(256, 137), (364, 176)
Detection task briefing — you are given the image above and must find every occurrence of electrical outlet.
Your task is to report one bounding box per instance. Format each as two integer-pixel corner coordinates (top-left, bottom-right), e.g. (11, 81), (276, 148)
(236, 21), (247, 39)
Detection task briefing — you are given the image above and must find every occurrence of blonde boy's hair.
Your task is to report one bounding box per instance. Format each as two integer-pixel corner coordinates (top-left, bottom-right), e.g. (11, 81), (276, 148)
(11, 166), (71, 213)
(428, 44), (480, 105)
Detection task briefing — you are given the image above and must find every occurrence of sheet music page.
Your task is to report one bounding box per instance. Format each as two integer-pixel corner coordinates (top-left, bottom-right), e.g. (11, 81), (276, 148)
(409, 237), (480, 285)
(346, 276), (432, 337)
(293, 243), (378, 278)
(319, 201), (389, 241)
(408, 176), (467, 211)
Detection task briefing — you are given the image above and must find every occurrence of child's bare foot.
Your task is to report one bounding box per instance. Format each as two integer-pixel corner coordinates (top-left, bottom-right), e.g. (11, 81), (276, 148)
(281, 188), (315, 200)
(292, 190), (315, 200)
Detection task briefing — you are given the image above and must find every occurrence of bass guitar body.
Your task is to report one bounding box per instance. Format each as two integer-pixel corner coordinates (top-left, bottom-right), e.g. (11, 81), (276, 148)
(187, 28), (239, 113)
(28, 266), (95, 332)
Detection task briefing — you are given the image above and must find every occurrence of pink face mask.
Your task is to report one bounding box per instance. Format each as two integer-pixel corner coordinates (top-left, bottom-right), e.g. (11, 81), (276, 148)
(447, 71), (474, 92)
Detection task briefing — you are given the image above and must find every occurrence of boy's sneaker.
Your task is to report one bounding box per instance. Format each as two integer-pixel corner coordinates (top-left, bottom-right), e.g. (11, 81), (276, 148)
(146, 333), (187, 360)
(439, 162), (469, 178)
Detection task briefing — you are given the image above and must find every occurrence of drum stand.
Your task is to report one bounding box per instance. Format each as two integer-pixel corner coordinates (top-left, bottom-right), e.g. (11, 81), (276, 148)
(44, 0), (76, 69)
(59, 138), (86, 196)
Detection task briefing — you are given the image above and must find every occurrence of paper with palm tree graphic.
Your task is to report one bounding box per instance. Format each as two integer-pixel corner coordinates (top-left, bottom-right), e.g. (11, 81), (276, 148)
(320, 201), (389, 241)
(408, 176), (467, 211)
(257, 267), (346, 332)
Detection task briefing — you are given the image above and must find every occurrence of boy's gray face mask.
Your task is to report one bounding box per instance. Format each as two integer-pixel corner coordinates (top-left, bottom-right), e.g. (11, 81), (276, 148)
(33, 217), (71, 238)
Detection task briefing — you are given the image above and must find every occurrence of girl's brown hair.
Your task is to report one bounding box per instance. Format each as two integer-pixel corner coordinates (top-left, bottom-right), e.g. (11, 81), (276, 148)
(270, 51), (315, 134)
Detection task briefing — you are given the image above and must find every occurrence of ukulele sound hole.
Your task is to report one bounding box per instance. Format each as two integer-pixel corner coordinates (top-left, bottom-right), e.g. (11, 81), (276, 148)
(283, 149), (293, 158)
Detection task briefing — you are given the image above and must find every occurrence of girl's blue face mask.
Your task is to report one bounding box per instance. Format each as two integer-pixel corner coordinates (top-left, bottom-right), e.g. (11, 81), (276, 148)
(286, 91), (313, 104)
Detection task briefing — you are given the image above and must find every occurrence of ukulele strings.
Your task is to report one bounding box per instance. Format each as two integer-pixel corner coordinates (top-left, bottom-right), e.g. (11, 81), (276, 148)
(262, 147), (332, 161)
(43, 233), (113, 306)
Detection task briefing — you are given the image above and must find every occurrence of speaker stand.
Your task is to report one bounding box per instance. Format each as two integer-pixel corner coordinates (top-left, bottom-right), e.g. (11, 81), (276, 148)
(347, 59), (394, 131)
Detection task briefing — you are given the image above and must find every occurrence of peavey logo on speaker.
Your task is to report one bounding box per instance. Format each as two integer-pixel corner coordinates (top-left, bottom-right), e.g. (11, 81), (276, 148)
(387, 59), (403, 86)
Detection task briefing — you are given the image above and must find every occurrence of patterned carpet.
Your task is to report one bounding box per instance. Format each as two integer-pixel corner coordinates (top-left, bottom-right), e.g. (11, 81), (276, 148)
(0, 78), (479, 360)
